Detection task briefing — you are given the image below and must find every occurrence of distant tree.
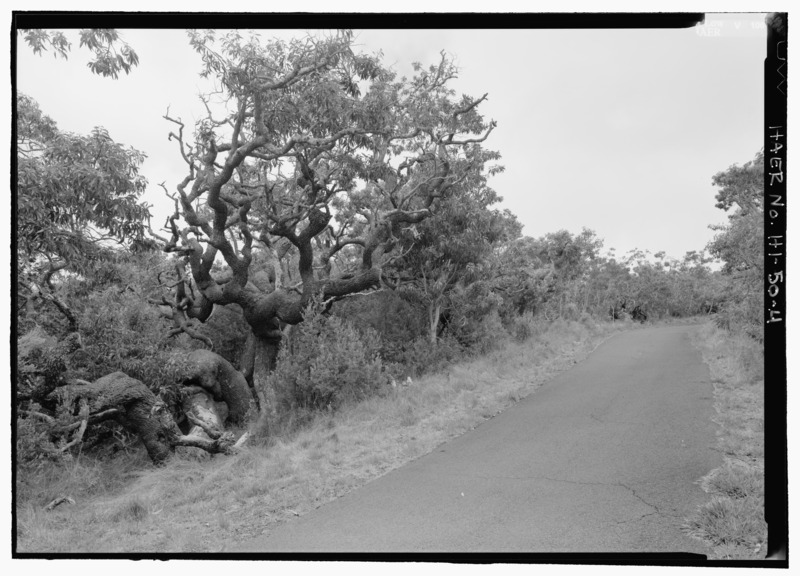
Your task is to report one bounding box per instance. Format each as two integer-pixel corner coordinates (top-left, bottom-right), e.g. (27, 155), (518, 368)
(629, 259), (674, 318)
(19, 28), (139, 78)
(669, 250), (723, 316)
(528, 229), (603, 319)
(592, 255), (633, 319)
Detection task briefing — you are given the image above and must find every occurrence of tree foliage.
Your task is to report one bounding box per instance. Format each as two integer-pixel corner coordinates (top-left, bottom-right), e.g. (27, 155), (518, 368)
(268, 301), (388, 417)
(708, 151), (764, 339)
(17, 94), (152, 331)
(709, 151), (764, 277)
(17, 94), (150, 269)
(158, 30), (500, 376)
(19, 28), (139, 79)
(389, 182), (520, 342)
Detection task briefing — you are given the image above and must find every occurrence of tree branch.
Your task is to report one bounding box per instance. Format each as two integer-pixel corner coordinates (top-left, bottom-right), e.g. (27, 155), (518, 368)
(57, 398), (89, 453)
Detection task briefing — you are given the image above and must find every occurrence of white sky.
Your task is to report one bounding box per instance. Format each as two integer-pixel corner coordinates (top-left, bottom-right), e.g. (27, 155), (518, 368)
(15, 17), (767, 261)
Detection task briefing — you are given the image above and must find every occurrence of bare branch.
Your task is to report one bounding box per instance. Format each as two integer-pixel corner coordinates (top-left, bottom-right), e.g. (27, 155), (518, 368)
(57, 398), (89, 453)
(442, 120), (496, 145)
(164, 111), (196, 169)
(452, 93), (488, 120)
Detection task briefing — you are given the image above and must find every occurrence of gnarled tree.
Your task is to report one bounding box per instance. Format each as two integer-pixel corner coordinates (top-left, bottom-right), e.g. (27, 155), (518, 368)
(156, 30), (499, 435)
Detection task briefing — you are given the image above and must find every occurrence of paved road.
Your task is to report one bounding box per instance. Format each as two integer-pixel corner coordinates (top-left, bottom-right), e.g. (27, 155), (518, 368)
(235, 325), (719, 553)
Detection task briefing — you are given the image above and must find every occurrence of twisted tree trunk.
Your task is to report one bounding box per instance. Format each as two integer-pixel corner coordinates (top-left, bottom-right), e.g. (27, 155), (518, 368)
(243, 334), (281, 439)
(180, 349), (254, 423)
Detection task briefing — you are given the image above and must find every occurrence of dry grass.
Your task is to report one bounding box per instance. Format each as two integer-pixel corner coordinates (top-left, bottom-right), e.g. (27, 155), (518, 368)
(16, 318), (625, 553)
(685, 322), (766, 559)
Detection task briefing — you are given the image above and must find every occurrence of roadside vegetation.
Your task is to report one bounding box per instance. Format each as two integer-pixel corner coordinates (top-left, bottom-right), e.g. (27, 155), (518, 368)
(683, 152), (766, 559)
(16, 28), (765, 555)
(686, 323), (766, 559)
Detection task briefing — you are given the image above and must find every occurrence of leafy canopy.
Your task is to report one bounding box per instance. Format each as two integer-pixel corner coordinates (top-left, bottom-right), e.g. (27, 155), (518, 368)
(17, 93), (151, 275)
(160, 29), (501, 331)
(708, 150), (764, 275)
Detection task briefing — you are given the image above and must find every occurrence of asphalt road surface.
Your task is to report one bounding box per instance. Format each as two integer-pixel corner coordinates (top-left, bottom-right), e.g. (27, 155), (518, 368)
(235, 325), (719, 553)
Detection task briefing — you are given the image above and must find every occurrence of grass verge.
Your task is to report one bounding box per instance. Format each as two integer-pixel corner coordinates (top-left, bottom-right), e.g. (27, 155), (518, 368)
(685, 321), (766, 559)
(16, 317), (626, 553)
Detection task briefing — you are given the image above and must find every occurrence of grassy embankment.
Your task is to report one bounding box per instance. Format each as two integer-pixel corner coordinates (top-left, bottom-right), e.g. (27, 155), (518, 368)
(685, 322), (767, 559)
(16, 317), (627, 553)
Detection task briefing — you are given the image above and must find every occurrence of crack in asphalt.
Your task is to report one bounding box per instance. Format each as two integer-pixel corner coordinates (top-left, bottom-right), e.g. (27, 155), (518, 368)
(610, 510), (660, 526)
(540, 477), (664, 516)
(471, 473), (666, 516)
(470, 472), (691, 531)
(616, 481), (661, 513)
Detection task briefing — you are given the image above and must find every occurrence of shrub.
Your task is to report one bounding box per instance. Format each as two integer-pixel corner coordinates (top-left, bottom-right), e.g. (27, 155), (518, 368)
(16, 410), (55, 468)
(579, 311), (597, 328)
(507, 311), (541, 342)
(332, 290), (429, 365)
(714, 293), (763, 343)
(450, 308), (505, 354)
(385, 335), (463, 379)
(73, 286), (186, 392)
(268, 302), (389, 414)
(562, 301), (580, 321)
(447, 282), (505, 352)
(17, 326), (57, 358)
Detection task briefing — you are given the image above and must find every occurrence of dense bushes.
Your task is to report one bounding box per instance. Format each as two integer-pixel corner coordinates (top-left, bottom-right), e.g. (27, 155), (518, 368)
(385, 335), (464, 379)
(332, 291), (428, 364)
(75, 287), (175, 385)
(714, 286), (763, 342)
(446, 282), (505, 352)
(268, 302), (389, 415)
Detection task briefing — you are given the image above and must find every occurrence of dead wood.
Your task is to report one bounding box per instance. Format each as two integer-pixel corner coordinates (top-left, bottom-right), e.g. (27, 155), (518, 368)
(44, 496), (75, 511)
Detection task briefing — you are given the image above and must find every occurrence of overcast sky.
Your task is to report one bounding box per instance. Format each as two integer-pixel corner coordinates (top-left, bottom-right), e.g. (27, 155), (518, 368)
(16, 16), (767, 261)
